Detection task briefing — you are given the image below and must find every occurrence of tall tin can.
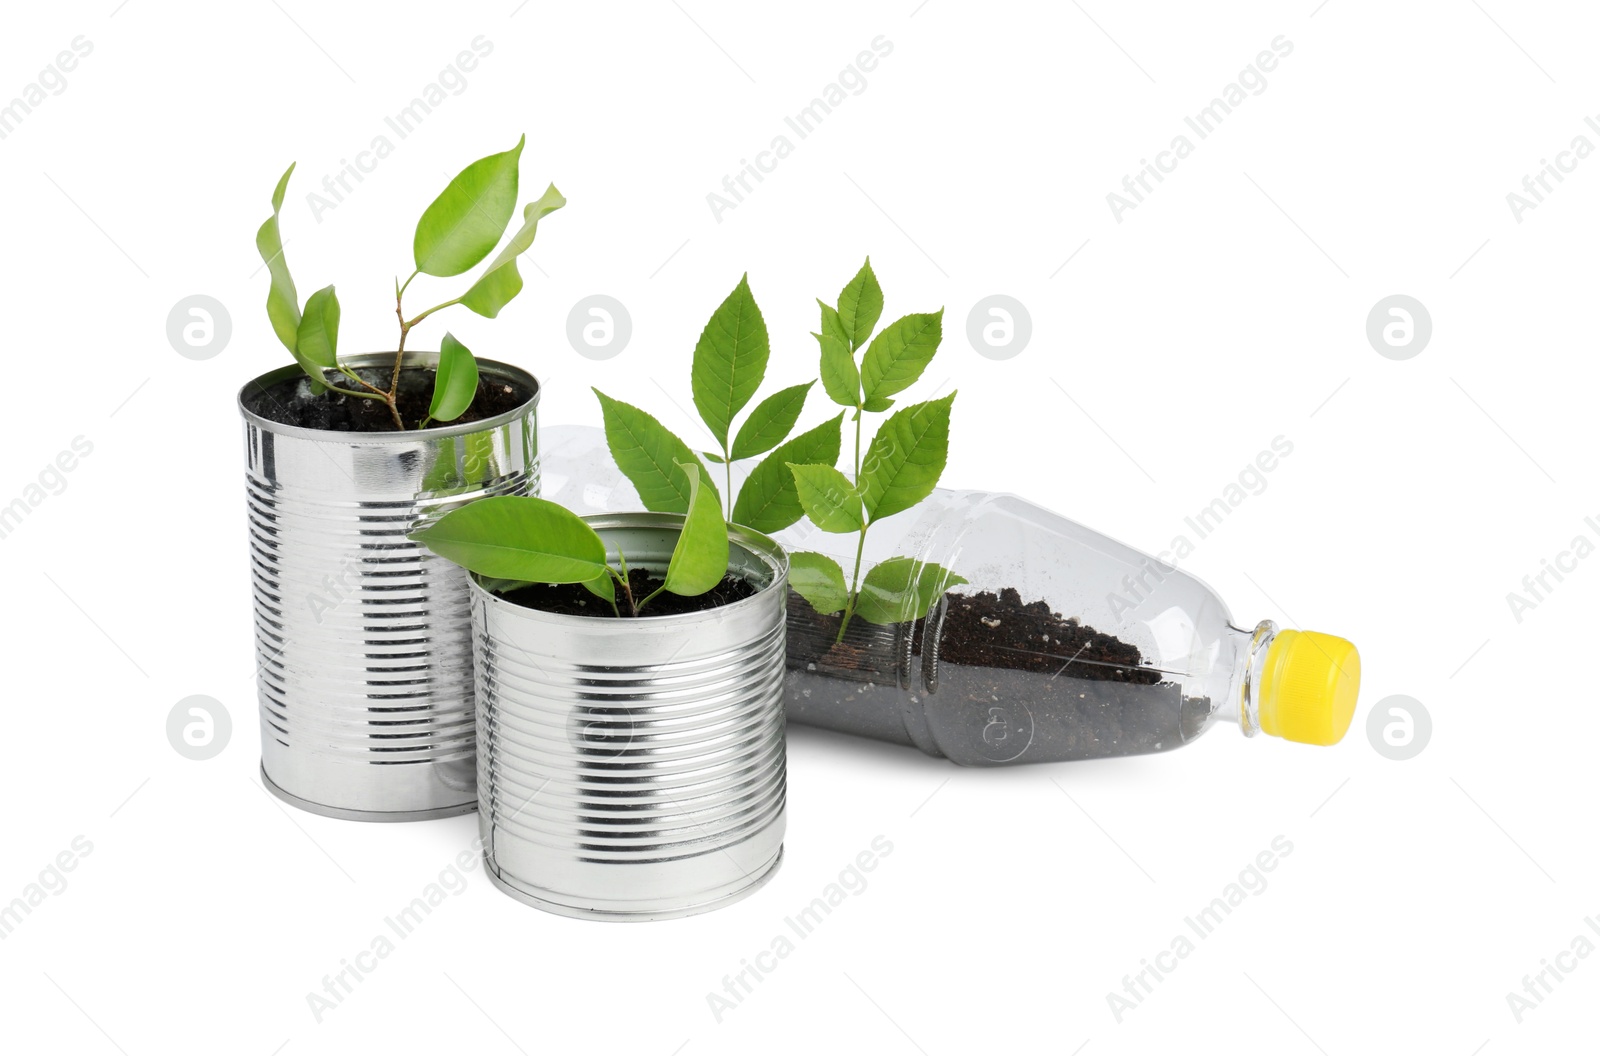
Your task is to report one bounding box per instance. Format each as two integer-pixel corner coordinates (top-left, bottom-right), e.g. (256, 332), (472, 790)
(239, 352), (539, 821)
(472, 513), (788, 920)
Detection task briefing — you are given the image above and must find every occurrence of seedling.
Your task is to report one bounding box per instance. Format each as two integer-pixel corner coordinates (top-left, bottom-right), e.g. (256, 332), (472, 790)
(412, 463), (728, 617)
(786, 258), (966, 638)
(256, 135), (565, 429)
(592, 275), (842, 534)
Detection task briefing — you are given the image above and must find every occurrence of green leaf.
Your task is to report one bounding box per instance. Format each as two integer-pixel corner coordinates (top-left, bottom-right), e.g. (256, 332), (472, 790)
(270, 163), (293, 213)
(582, 570), (616, 605)
(593, 388), (716, 514)
(788, 552), (849, 615)
(854, 557), (968, 625)
(818, 299), (850, 348)
(413, 134), (525, 277)
(459, 183), (566, 318)
(816, 332), (861, 409)
(690, 274), (770, 450)
(294, 285), (340, 383)
(730, 381), (813, 460)
(862, 395), (894, 413)
(429, 332), (479, 423)
(479, 577), (535, 595)
(411, 495), (609, 583)
(788, 463), (863, 534)
(663, 462), (730, 597)
(860, 310), (943, 402)
(858, 392), (956, 521)
(732, 413), (843, 533)
(704, 451), (726, 464)
(837, 257), (884, 351)
(256, 162), (307, 376)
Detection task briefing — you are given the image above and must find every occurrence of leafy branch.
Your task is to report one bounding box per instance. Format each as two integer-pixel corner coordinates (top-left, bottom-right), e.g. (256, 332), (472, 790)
(255, 135), (566, 429)
(593, 274), (841, 535)
(786, 258), (966, 639)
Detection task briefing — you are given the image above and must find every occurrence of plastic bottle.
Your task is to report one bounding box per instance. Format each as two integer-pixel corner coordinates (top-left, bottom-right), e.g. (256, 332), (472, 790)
(539, 425), (1361, 766)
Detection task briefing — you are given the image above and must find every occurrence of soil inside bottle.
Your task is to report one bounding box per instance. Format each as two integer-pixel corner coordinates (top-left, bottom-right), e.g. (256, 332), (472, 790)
(786, 586), (1212, 764)
(244, 366), (533, 432)
(501, 568), (756, 618)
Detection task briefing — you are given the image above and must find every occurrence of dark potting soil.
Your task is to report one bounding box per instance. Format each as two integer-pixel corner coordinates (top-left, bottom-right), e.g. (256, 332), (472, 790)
(244, 365), (532, 432)
(785, 586), (1212, 765)
(501, 568), (757, 618)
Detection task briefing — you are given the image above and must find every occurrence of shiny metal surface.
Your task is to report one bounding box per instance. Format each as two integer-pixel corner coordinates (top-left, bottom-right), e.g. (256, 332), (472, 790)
(240, 352), (539, 821)
(473, 514), (788, 920)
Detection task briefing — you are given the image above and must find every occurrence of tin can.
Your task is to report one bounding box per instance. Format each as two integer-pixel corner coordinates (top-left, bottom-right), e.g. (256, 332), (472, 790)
(239, 352), (539, 820)
(472, 513), (788, 920)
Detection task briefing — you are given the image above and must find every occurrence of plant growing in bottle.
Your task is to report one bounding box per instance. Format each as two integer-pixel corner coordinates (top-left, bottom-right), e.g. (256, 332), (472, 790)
(770, 262), (1362, 769)
(783, 258), (966, 638)
(256, 134), (564, 430)
(589, 274), (843, 535)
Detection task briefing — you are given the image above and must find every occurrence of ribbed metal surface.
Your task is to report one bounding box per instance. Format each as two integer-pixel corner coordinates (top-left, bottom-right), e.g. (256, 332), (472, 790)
(240, 353), (539, 820)
(474, 514), (788, 919)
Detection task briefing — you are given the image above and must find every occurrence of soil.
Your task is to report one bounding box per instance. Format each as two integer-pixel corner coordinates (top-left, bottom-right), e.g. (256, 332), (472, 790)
(785, 586), (1212, 765)
(242, 364), (532, 432)
(501, 568), (757, 618)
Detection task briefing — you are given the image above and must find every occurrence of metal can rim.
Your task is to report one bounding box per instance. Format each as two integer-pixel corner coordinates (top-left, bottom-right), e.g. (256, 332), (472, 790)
(237, 351), (541, 443)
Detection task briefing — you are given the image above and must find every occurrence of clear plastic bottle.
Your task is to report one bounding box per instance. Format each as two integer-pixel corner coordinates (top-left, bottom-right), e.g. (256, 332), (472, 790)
(539, 425), (1361, 766)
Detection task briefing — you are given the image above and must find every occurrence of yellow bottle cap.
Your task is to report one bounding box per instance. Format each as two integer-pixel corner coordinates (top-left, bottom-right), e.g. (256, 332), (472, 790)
(1257, 630), (1361, 746)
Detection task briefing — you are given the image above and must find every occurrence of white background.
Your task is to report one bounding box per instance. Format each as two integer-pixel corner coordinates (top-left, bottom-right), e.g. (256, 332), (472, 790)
(1, 1), (1594, 1052)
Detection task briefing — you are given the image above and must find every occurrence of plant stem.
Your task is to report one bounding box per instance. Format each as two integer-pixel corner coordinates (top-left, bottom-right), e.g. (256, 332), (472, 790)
(391, 304), (410, 393)
(837, 522), (869, 642)
(386, 274), (415, 431)
(328, 364), (398, 421)
(337, 365), (388, 397)
(724, 444), (733, 521)
(612, 559), (639, 617)
(324, 383), (388, 402)
(405, 297), (464, 331)
(854, 407), (863, 479)
(836, 402), (868, 641)
(385, 271), (464, 431)
(638, 583), (668, 613)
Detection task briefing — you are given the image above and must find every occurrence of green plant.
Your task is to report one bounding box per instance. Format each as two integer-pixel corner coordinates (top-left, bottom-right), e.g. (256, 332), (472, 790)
(411, 466), (728, 617)
(592, 274), (841, 533)
(786, 258), (966, 638)
(256, 135), (565, 429)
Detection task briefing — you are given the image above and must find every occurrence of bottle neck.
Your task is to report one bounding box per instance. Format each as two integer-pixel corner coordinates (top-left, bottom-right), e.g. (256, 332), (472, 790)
(1229, 619), (1280, 738)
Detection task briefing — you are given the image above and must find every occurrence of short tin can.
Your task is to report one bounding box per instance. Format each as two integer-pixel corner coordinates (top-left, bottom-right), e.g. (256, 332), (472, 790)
(472, 513), (788, 920)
